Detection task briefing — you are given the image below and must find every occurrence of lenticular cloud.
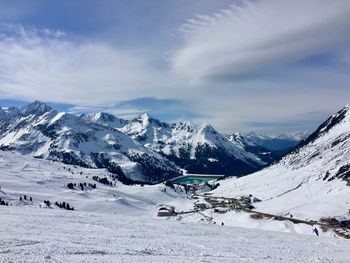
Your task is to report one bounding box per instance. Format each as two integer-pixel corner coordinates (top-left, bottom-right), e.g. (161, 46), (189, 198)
(172, 0), (350, 82)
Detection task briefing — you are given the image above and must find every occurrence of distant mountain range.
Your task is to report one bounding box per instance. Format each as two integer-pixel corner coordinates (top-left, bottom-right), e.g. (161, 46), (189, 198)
(0, 101), (295, 183)
(243, 132), (309, 155)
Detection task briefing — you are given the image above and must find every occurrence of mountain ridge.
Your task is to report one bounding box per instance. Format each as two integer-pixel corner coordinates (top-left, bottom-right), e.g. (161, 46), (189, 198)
(0, 102), (181, 184)
(0, 101), (293, 183)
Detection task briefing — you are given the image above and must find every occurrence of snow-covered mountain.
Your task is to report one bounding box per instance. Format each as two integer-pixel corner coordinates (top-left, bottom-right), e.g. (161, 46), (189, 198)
(82, 112), (128, 129)
(0, 101), (181, 184)
(119, 114), (276, 176)
(227, 133), (279, 164)
(0, 101), (281, 182)
(244, 132), (309, 154)
(213, 104), (350, 221)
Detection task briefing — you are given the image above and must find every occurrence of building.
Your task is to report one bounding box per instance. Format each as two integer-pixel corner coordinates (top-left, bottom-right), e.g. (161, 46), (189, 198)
(157, 206), (176, 217)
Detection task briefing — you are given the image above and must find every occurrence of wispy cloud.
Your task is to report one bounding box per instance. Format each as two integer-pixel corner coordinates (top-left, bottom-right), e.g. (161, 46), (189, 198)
(172, 0), (350, 83)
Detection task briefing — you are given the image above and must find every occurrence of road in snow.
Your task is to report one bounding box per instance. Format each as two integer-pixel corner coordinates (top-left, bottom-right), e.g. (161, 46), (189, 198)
(1, 206), (350, 263)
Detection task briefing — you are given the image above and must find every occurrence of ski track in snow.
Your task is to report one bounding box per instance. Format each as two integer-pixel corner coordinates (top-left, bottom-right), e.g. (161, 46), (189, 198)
(275, 181), (303, 198)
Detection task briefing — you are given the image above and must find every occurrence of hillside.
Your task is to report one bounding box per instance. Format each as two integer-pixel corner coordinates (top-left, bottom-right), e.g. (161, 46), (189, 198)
(212, 105), (350, 222)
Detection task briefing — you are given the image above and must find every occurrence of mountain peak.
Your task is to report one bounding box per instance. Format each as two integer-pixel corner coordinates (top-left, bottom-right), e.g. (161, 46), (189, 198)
(20, 101), (52, 116)
(289, 104), (350, 154)
(200, 123), (217, 134)
(139, 112), (151, 122)
(85, 111), (127, 129)
(140, 112), (150, 118)
(315, 104), (350, 136)
(137, 113), (163, 127)
(90, 112), (116, 122)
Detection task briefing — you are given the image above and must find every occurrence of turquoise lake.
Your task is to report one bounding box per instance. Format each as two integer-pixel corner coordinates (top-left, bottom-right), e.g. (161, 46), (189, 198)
(170, 176), (222, 185)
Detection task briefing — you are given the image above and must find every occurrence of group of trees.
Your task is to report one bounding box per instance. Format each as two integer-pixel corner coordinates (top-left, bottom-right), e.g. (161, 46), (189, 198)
(43, 200), (74, 211)
(0, 198), (8, 206)
(67, 182), (97, 191)
(19, 195), (33, 202)
(92, 176), (113, 186)
(55, 201), (74, 211)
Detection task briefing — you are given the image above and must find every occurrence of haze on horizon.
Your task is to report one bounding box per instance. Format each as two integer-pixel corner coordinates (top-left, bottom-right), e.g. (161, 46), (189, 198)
(0, 0), (350, 134)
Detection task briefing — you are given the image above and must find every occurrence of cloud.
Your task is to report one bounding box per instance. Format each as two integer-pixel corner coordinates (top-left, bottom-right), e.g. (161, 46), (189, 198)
(1, 0), (350, 134)
(0, 24), (171, 106)
(67, 97), (207, 121)
(116, 97), (184, 110)
(172, 0), (350, 83)
(0, 26), (205, 123)
(241, 110), (332, 134)
(115, 97), (207, 120)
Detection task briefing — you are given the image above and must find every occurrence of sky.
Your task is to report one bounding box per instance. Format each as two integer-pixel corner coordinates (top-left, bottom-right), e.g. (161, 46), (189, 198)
(0, 0), (350, 134)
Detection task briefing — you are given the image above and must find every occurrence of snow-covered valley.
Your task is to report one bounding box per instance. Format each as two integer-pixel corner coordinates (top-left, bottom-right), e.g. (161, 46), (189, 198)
(1, 103), (350, 262)
(0, 149), (350, 262)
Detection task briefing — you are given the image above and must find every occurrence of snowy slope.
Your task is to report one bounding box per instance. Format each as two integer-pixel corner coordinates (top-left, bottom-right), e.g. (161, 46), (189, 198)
(0, 150), (333, 236)
(1, 206), (349, 263)
(120, 114), (276, 176)
(213, 105), (350, 221)
(0, 150), (192, 215)
(0, 102), (181, 183)
(0, 150), (349, 262)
